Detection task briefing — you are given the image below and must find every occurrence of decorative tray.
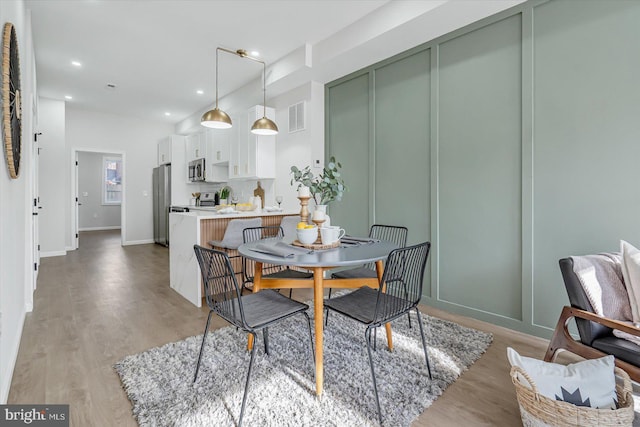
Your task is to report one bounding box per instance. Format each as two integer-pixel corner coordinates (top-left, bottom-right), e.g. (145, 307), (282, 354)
(292, 239), (341, 250)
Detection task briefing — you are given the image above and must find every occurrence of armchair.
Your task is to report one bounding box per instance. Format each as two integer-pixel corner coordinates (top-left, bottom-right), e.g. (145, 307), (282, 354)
(544, 257), (640, 382)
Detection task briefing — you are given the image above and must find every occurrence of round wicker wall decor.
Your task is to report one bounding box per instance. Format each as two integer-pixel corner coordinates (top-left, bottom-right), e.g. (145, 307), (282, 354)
(2, 22), (21, 179)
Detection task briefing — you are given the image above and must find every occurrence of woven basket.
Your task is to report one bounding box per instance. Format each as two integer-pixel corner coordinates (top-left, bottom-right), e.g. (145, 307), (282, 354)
(510, 366), (634, 427)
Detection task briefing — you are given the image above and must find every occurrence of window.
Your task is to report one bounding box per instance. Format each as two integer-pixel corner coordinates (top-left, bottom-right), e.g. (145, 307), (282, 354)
(102, 156), (122, 205)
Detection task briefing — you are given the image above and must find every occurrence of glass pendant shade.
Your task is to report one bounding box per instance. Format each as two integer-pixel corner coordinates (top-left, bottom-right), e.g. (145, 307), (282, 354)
(250, 117), (278, 135)
(201, 108), (232, 129)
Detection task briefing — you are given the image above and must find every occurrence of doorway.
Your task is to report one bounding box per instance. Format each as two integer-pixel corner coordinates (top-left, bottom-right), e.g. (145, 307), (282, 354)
(71, 148), (126, 249)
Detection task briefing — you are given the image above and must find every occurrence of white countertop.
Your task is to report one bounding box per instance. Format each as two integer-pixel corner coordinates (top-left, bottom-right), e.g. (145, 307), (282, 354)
(170, 209), (298, 219)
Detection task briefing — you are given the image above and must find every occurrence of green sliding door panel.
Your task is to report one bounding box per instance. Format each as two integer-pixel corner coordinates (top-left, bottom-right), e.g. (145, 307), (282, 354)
(374, 50), (431, 295)
(326, 74), (370, 237)
(438, 15), (522, 320)
(374, 50), (430, 241)
(532, 0), (640, 329)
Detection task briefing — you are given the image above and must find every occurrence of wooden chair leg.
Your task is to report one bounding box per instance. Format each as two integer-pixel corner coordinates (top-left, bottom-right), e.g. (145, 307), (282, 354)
(544, 306), (573, 362)
(544, 306), (640, 383)
(544, 306), (613, 364)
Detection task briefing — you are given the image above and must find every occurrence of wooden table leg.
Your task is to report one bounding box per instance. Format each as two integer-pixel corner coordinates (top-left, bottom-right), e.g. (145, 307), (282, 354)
(247, 262), (263, 351)
(313, 266), (324, 396)
(376, 260), (394, 351)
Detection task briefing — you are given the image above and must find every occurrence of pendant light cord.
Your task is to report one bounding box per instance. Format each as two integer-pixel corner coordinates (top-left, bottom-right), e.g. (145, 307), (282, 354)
(214, 47), (267, 113)
(215, 47), (220, 109)
(262, 61), (267, 118)
(200, 46), (278, 130)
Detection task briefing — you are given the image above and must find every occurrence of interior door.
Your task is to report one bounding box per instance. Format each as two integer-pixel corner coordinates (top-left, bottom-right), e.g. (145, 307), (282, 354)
(75, 152), (80, 249)
(32, 130), (40, 286)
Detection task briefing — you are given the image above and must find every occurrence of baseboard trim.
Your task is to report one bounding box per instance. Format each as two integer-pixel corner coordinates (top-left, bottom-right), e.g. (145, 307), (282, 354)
(79, 226), (122, 232)
(424, 296), (555, 340)
(0, 307), (25, 403)
(40, 250), (67, 258)
(122, 239), (155, 246)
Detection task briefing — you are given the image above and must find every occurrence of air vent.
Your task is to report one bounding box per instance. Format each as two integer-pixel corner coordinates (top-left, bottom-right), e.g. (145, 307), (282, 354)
(288, 101), (305, 133)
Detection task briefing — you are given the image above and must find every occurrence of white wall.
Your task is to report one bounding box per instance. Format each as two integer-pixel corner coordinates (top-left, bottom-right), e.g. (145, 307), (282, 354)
(0, 0), (37, 404)
(78, 151), (121, 230)
(65, 107), (173, 245)
(38, 98), (66, 255)
(271, 81), (325, 211)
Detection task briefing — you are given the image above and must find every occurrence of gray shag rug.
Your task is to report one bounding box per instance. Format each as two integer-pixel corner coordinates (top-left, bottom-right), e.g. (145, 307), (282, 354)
(115, 307), (493, 426)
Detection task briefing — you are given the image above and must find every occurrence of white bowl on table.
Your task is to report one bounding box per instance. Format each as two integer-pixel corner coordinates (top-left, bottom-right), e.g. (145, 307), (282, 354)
(297, 226), (318, 245)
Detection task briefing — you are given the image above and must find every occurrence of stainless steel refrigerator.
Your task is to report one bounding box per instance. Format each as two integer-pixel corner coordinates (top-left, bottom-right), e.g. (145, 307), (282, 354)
(153, 164), (171, 246)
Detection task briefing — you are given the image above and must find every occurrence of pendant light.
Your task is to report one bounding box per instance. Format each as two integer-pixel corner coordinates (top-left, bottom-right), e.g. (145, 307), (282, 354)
(201, 48), (278, 136)
(201, 48), (232, 129)
(250, 60), (278, 135)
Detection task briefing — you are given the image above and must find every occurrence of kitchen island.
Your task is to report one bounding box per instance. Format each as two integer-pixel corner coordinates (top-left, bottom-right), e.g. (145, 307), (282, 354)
(169, 210), (298, 307)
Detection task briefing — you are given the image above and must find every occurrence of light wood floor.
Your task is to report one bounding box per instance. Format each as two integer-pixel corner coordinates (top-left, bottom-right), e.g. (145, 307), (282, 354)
(9, 230), (555, 426)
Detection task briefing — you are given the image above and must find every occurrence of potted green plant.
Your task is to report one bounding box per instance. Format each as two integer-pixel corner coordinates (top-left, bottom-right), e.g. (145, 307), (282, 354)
(218, 187), (230, 205)
(290, 157), (347, 221)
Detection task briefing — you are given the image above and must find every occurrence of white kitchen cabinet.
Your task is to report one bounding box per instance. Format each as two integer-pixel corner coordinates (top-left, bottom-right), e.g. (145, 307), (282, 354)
(204, 128), (230, 164)
(229, 105), (276, 180)
(185, 131), (204, 162)
(228, 113), (244, 179)
(204, 127), (232, 183)
(158, 137), (171, 165)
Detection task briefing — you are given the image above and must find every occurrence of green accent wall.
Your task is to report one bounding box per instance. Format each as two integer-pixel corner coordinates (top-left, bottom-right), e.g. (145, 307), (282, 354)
(438, 14), (523, 320)
(325, 0), (640, 338)
(532, 0), (640, 329)
(326, 73), (370, 238)
(374, 50), (432, 295)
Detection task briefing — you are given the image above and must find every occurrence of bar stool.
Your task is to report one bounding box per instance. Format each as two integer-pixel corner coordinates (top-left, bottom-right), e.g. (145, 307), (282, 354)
(209, 218), (262, 275)
(280, 215), (302, 241)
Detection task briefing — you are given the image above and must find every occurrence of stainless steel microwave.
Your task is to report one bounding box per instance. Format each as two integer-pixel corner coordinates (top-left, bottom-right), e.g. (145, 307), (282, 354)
(188, 158), (206, 182)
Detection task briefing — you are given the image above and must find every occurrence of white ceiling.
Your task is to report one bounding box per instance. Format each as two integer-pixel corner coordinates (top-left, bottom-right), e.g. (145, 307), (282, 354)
(26, 0), (390, 124)
(27, 0), (527, 127)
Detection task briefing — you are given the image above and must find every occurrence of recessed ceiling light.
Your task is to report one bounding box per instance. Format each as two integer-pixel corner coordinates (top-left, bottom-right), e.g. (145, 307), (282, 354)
(250, 51), (260, 57)
(64, 95), (73, 100)
(71, 61), (82, 67)
(164, 112), (171, 116)
(196, 90), (204, 95)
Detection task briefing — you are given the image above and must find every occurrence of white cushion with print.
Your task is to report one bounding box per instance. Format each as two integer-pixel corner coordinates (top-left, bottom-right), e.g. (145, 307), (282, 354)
(507, 347), (617, 409)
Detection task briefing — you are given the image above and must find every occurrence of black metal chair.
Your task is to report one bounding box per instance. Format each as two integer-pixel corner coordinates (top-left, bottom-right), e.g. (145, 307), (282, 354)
(327, 225), (409, 327)
(241, 226), (313, 296)
(324, 241), (432, 425)
(193, 244), (315, 426)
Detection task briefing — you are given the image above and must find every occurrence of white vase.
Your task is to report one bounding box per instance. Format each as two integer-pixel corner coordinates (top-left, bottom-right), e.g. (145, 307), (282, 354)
(312, 204), (327, 220)
(313, 204), (330, 226)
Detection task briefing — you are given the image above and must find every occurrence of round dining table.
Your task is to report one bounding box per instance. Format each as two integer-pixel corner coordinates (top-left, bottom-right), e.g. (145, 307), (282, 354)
(238, 238), (398, 397)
